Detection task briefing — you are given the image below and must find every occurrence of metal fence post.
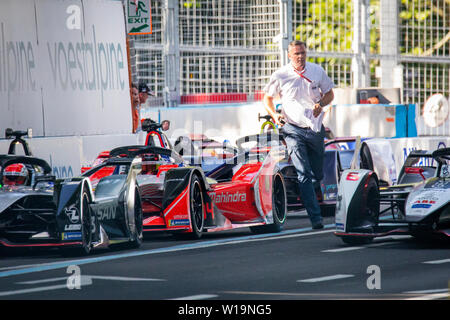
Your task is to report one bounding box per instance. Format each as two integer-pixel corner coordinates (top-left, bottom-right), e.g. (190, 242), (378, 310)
(352, 0), (370, 88)
(379, 0), (402, 90)
(163, 0), (180, 107)
(278, 0), (292, 66)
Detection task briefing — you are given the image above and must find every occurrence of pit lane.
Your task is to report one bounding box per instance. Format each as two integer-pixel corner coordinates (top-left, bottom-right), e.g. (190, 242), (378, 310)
(0, 210), (448, 300)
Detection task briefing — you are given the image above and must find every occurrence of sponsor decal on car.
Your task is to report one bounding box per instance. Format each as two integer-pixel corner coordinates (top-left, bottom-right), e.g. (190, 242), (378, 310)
(169, 219), (190, 226)
(62, 232), (82, 240)
(64, 224), (82, 231)
(335, 223), (345, 231)
(346, 172), (360, 181)
(411, 203), (432, 209)
(413, 199), (436, 204)
(97, 205), (117, 221)
(210, 191), (247, 204)
(425, 180), (450, 190)
(65, 206), (80, 223)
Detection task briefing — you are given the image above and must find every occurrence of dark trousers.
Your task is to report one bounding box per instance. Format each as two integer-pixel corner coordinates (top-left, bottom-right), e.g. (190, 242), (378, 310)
(282, 123), (325, 225)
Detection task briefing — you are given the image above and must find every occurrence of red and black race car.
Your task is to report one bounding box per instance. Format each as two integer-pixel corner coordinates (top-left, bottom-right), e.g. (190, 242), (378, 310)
(82, 119), (237, 175)
(81, 119), (173, 174)
(82, 144), (288, 238)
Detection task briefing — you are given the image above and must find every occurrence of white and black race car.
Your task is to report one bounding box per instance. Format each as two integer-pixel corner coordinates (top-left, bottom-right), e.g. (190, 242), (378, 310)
(0, 154), (144, 256)
(335, 147), (450, 244)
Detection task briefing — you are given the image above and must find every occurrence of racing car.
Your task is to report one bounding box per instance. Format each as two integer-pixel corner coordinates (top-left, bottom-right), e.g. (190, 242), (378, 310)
(81, 118), (173, 173)
(83, 144), (288, 238)
(0, 153), (144, 256)
(234, 132), (362, 215)
(83, 118), (238, 176)
(173, 133), (238, 172)
(335, 147), (450, 244)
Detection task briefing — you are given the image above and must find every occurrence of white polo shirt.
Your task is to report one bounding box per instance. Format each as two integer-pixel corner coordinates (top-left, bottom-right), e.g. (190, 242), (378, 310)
(264, 62), (334, 132)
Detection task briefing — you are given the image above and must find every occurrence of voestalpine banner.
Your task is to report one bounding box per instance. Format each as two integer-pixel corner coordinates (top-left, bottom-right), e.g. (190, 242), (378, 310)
(0, 0), (131, 137)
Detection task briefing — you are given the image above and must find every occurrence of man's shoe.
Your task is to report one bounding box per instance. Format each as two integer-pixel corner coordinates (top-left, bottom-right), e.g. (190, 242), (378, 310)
(312, 222), (324, 230)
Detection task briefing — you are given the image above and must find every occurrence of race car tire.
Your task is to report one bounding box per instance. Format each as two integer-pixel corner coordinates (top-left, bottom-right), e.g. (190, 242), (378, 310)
(61, 191), (93, 256)
(189, 174), (205, 239)
(129, 188), (144, 248)
(360, 144), (374, 171)
(251, 173), (287, 234)
(341, 175), (379, 245)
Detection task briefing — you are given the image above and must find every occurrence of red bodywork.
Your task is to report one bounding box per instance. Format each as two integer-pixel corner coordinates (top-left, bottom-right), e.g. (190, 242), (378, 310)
(140, 148), (285, 234)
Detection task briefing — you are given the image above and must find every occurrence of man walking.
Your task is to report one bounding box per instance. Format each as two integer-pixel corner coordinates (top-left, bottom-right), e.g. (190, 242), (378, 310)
(263, 40), (334, 229)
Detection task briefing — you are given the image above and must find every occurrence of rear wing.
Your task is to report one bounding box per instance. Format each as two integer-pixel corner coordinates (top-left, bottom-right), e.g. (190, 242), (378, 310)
(109, 145), (184, 163)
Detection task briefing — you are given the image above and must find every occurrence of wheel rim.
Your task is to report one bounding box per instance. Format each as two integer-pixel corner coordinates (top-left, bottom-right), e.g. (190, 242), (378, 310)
(191, 180), (204, 232)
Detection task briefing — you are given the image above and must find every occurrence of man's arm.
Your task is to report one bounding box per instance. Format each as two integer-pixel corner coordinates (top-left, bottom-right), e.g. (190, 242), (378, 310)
(313, 89), (334, 118)
(263, 94), (283, 125)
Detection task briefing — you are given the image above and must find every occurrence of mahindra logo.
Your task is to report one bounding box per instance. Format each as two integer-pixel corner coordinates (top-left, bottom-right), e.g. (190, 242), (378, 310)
(211, 192), (247, 204)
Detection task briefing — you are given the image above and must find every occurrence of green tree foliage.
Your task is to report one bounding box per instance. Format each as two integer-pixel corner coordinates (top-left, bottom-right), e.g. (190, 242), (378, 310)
(399, 0), (450, 56)
(294, 0), (354, 54)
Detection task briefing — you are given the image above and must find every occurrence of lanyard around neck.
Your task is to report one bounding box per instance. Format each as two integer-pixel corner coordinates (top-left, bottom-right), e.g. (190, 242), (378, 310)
(292, 67), (312, 83)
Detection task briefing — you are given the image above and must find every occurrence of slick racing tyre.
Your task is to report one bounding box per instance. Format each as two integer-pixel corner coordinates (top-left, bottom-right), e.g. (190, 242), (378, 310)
(341, 175), (379, 245)
(61, 191), (94, 256)
(189, 174), (205, 239)
(251, 173), (287, 234)
(129, 188), (144, 248)
(360, 144), (374, 171)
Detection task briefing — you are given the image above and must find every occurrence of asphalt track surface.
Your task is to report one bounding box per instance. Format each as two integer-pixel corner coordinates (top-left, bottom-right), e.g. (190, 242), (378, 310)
(0, 210), (449, 303)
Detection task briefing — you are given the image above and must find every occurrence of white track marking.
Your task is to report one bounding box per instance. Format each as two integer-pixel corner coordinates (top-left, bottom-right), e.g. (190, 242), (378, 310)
(297, 274), (354, 283)
(18, 277), (68, 284)
(2, 275), (165, 297)
(17, 275), (165, 285)
(322, 246), (364, 253)
(322, 242), (392, 253)
(405, 292), (449, 300)
(404, 288), (448, 294)
(169, 294), (218, 300)
(0, 277), (93, 297)
(422, 258), (450, 265)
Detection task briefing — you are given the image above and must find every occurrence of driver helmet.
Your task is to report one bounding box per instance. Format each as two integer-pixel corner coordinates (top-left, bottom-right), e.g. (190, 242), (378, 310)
(141, 154), (160, 175)
(3, 163), (29, 185)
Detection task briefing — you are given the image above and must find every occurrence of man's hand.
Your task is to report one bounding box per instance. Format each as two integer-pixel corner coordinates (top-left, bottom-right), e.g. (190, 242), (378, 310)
(313, 103), (323, 118)
(263, 94), (284, 125)
(273, 113), (285, 126)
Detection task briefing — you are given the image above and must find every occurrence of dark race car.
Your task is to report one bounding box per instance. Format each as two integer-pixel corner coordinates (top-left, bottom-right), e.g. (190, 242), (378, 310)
(173, 133), (238, 173)
(0, 153), (144, 256)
